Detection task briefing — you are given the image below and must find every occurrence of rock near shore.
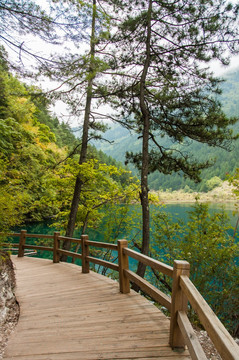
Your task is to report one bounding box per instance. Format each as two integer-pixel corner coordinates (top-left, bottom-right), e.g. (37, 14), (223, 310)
(0, 253), (19, 359)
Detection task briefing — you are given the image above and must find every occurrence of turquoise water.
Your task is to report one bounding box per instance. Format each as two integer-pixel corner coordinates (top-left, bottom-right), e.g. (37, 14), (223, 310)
(12, 202), (238, 239)
(11, 202), (238, 261)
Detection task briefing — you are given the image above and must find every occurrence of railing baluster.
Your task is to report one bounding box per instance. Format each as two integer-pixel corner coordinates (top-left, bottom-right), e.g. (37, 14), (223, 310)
(53, 232), (60, 263)
(170, 260), (190, 349)
(118, 239), (130, 294)
(81, 235), (89, 273)
(18, 230), (27, 257)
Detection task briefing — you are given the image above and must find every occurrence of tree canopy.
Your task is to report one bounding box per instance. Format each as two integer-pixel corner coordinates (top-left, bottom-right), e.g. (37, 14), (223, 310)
(96, 0), (239, 280)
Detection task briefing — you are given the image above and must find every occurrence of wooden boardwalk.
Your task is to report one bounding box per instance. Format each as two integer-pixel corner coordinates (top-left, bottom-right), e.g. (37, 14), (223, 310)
(4, 256), (191, 360)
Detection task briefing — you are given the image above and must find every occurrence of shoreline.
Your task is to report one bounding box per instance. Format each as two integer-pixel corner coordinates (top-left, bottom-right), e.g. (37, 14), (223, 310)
(152, 181), (238, 206)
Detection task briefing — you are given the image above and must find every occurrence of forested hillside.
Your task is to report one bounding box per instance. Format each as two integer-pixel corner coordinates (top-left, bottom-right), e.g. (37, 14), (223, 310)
(90, 68), (239, 192)
(0, 49), (136, 233)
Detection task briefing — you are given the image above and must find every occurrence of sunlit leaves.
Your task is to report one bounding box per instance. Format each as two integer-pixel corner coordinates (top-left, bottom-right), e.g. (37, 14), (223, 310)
(52, 158), (140, 231)
(0, 63), (68, 231)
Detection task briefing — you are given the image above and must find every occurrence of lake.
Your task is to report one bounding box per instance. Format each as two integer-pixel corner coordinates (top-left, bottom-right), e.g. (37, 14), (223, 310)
(13, 202), (239, 237)
(11, 202), (239, 259)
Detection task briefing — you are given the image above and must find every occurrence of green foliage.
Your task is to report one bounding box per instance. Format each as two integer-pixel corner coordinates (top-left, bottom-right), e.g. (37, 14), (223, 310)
(0, 58), (67, 233)
(205, 176), (222, 191)
(51, 158), (140, 232)
(31, 94), (77, 148)
(151, 202), (239, 334)
(0, 161), (29, 232)
(0, 49), (138, 240)
(89, 203), (141, 277)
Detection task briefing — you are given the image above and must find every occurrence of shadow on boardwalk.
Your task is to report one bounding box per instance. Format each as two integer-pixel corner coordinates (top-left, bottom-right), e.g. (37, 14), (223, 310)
(4, 257), (191, 359)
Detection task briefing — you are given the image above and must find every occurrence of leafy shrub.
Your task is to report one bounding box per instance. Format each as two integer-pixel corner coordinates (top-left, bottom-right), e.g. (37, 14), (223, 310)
(151, 201), (239, 334)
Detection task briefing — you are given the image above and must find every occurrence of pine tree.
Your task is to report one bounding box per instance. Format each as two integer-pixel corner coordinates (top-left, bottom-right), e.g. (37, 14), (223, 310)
(48, 0), (116, 257)
(101, 0), (239, 282)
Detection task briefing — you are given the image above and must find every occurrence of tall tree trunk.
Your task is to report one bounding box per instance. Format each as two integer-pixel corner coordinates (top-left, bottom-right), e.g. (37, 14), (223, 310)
(132, 0), (152, 290)
(61, 0), (96, 260)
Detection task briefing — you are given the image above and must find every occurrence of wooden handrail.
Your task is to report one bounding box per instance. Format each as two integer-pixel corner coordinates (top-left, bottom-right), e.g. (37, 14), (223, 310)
(23, 244), (53, 252)
(121, 246), (238, 359)
(25, 234), (54, 239)
(85, 240), (118, 251)
(124, 269), (171, 310)
(123, 247), (173, 277)
(180, 274), (239, 360)
(5, 233), (21, 237)
(3, 243), (19, 248)
(177, 311), (207, 360)
(58, 235), (81, 243)
(57, 249), (82, 260)
(5, 230), (239, 360)
(86, 256), (119, 272)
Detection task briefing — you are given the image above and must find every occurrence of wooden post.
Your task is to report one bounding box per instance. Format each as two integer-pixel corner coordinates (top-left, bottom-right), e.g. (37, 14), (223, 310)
(18, 230), (27, 257)
(170, 260), (190, 349)
(81, 235), (89, 273)
(118, 239), (130, 294)
(53, 232), (60, 263)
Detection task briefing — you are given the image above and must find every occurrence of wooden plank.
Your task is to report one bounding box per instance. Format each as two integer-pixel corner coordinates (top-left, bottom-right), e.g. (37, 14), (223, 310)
(123, 247), (173, 277)
(125, 269), (171, 310)
(18, 307), (169, 324)
(5, 243), (19, 247)
(86, 255), (119, 271)
(57, 249), (82, 259)
(14, 319), (170, 334)
(6, 233), (21, 237)
(4, 350), (191, 360)
(4, 257), (190, 360)
(58, 236), (81, 244)
(25, 234), (54, 239)
(177, 311), (207, 360)
(85, 240), (118, 250)
(23, 245), (53, 252)
(6, 337), (177, 355)
(17, 300), (157, 313)
(180, 274), (239, 360)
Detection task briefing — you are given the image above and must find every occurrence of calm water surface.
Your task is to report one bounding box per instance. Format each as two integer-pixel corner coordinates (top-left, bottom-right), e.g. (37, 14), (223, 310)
(14, 202), (239, 238)
(12, 203), (238, 261)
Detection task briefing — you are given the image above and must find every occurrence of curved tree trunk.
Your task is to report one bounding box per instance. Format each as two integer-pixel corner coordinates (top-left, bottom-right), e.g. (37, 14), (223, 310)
(61, 0), (96, 261)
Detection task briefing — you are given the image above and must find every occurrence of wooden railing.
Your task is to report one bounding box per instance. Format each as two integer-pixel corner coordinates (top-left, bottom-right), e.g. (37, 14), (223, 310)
(5, 230), (239, 360)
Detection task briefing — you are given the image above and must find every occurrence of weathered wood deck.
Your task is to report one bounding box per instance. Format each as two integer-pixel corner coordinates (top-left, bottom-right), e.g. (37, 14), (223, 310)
(4, 256), (191, 360)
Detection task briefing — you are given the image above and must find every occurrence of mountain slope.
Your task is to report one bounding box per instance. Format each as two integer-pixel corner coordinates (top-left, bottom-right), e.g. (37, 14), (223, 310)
(89, 68), (239, 191)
